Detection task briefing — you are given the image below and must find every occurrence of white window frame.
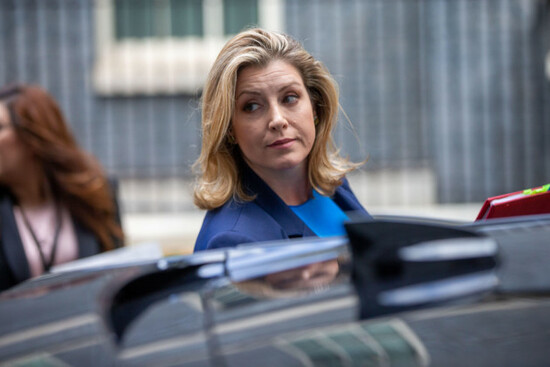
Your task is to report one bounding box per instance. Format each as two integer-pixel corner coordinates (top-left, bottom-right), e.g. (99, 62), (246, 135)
(93, 0), (284, 95)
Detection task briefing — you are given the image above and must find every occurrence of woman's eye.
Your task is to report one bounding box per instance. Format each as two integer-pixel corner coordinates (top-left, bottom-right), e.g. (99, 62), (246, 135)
(243, 102), (260, 112)
(284, 95), (298, 104)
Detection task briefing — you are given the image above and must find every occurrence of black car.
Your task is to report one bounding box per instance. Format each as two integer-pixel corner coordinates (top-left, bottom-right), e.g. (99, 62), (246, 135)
(1, 214), (550, 366)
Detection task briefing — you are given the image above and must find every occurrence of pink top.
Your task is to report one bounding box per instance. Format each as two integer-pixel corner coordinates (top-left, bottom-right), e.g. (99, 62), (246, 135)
(13, 201), (78, 278)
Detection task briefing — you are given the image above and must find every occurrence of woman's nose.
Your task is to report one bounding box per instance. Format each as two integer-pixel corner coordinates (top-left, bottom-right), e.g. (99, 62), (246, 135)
(268, 104), (288, 130)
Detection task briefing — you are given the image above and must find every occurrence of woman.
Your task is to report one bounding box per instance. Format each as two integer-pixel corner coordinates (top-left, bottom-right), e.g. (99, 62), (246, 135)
(0, 84), (124, 291)
(193, 28), (371, 252)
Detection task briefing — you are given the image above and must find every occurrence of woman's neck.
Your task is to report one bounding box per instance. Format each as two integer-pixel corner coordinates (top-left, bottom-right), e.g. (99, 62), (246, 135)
(250, 164), (311, 206)
(13, 185), (51, 208)
(11, 167), (51, 208)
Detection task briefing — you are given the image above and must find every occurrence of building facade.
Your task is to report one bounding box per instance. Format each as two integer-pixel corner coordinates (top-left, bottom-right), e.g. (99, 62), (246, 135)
(1, 0), (549, 212)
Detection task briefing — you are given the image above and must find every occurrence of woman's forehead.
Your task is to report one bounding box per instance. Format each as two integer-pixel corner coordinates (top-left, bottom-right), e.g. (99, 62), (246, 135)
(235, 61), (304, 94)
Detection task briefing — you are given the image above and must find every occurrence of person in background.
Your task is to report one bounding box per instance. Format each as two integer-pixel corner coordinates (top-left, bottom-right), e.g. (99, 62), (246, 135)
(0, 84), (124, 291)
(193, 28), (371, 252)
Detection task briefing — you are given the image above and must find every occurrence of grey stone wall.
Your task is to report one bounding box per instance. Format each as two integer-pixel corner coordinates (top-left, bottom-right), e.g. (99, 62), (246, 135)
(286, 0), (550, 203)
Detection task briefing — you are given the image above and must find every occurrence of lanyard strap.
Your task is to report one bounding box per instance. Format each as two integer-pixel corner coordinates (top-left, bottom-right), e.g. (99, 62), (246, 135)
(19, 204), (62, 273)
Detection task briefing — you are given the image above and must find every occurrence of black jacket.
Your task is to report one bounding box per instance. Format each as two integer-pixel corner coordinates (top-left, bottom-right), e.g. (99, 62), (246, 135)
(0, 182), (121, 292)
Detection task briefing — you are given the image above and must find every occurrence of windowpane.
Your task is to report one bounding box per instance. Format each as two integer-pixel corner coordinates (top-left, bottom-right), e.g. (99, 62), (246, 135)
(115, 0), (203, 39)
(115, 0), (154, 39)
(171, 0), (203, 37)
(155, 0), (172, 38)
(223, 0), (258, 35)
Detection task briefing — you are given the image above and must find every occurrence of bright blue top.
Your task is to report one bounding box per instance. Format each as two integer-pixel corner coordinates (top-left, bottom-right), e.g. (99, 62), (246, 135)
(290, 190), (350, 237)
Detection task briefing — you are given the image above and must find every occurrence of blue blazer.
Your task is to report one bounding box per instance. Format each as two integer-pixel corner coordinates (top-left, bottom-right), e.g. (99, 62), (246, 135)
(194, 165), (371, 252)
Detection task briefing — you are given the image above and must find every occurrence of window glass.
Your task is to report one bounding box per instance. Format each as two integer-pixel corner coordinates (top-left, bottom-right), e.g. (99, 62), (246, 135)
(115, 0), (154, 39)
(115, 0), (204, 39)
(98, 0), (282, 95)
(224, 0), (258, 35)
(172, 0), (203, 37)
(116, 0), (260, 40)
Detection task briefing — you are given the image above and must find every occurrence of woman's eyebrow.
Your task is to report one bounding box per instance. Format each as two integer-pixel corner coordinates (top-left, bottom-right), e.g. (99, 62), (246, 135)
(278, 83), (303, 95)
(236, 82), (302, 99)
(236, 90), (261, 99)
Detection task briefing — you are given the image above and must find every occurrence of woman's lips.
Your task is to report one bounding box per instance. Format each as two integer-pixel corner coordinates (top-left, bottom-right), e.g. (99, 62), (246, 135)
(268, 138), (295, 148)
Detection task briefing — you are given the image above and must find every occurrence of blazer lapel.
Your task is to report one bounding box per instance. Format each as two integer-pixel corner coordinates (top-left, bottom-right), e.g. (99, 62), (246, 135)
(0, 195), (31, 283)
(332, 179), (372, 220)
(242, 164), (315, 238)
(74, 220), (100, 258)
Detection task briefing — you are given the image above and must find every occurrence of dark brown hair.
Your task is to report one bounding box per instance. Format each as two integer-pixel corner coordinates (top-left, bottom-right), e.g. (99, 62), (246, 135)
(0, 84), (123, 250)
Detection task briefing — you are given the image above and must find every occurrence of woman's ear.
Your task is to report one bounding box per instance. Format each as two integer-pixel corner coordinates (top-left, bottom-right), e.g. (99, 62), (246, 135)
(312, 103), (320, 125)
(227, 127), (237, 144)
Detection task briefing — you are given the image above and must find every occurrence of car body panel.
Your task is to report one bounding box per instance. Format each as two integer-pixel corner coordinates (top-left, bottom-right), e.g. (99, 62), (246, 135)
(0, 215), (550, 366)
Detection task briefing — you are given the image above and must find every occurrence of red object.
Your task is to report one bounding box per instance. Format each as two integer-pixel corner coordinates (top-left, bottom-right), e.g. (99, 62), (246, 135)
(476, 184), (550, 220)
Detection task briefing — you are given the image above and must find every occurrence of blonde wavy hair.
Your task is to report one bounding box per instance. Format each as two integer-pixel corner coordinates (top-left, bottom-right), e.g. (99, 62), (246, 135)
(193, 28), (362, 210)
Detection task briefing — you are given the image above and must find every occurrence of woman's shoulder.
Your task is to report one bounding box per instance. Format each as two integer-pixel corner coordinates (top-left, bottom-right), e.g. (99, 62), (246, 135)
(334, 176), (372, 218)
(194, 198), (283, 251)
(0, 186), (10, 198)
(203, 198), (279, 234)
(0, 187), (14, 209)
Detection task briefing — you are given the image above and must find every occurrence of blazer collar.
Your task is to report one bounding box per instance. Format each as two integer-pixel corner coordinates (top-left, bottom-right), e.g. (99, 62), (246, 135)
(241, 163), (315, 238)
(74, 220), (100, 258)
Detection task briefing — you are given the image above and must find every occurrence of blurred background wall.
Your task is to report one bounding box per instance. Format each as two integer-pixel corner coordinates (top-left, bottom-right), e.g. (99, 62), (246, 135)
(1, 0), (550, 251)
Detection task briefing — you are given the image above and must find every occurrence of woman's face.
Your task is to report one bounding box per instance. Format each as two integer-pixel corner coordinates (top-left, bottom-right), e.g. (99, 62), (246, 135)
(231, 60), (316, 179)
(0, 103), (31, 185)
